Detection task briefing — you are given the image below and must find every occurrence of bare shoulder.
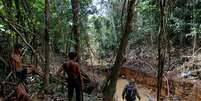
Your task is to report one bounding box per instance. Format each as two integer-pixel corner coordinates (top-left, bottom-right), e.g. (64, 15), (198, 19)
(74, 62), (79, 66)
(68, 61), (79, 66)
(72, 62), (80, 69)
(11, 53), (19, 61)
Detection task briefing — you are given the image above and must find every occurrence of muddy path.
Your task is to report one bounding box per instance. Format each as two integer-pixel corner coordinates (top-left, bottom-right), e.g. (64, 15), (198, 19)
(115, 79), (156, 101)
(119, 67), (201, 101)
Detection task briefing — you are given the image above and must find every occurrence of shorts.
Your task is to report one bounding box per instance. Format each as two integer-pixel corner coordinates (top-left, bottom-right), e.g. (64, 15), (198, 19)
(125, 96), (136, 101)
(16, 68), (27, 81)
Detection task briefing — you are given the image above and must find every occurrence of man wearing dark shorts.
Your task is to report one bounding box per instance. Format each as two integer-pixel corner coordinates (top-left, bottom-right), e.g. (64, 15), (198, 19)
(11, 44), (35, 82)
(57, 52), (83, 101)
(11, 44), (36, 101)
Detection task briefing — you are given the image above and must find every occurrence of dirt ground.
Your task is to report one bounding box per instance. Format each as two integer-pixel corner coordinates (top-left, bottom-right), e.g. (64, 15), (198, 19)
(115, 79), (156, 101)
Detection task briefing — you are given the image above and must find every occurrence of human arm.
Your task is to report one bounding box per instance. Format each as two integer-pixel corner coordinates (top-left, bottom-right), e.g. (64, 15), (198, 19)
(136, 88), (141, 100)
(122, 86), (127, 99)
(76, 64), (83, 85)
(11, 54), (21, 63)
(57, 65), (66, 79)
(11, 54), (29, 67)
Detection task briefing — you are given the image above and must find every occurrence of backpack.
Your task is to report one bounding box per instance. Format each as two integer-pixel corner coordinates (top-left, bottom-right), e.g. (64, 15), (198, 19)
(125, 84), (137, 98)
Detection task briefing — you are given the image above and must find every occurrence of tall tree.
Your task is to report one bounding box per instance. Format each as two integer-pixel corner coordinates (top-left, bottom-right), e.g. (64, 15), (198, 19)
(71, 0), (80, 62)
(157, 0), (166, 100)
(103, 0), (136, 100)
(14, 0), (23, 26)
(14, 0), (21, 43)
(44, 0), (50, 92)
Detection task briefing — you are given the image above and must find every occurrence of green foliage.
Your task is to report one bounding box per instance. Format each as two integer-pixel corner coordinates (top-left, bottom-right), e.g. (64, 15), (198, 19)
(167, 0), (201, 45)
(88, 15), (118, 58)
(0, 0), (201, 63)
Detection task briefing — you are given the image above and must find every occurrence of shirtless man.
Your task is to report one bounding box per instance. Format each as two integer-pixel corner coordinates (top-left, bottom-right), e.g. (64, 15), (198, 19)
(11, 44), (36, 101)
(57, 52), (83, 101)
(16, 83), (32, 101)
(11, 44), (35, 82)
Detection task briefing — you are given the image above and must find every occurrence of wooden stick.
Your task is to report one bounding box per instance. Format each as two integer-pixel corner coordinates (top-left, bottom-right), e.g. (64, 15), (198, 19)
(0, 56), (8, 67)
(1, 81), (16, 86)
(4, 90), (15, 101)
(4, 71), (13, 81)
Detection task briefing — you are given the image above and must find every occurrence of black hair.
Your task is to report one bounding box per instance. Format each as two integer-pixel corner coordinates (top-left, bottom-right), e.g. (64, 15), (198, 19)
(15, 44), (23, 49)
(68, 52), (77, 59)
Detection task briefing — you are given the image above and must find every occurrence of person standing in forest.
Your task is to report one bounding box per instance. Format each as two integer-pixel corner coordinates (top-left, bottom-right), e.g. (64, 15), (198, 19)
(122, 80), (141, 101)
(11, 44), (36, 101)
(57, 52), (83, 101)
(11, 44), (36, 82)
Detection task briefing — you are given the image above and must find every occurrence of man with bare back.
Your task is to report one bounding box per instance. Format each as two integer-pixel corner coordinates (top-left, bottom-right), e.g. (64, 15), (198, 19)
(57, 52), (83, 101)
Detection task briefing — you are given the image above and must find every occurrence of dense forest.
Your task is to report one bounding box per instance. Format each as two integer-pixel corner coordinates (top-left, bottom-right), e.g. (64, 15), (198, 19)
(0, 0), (201, 101)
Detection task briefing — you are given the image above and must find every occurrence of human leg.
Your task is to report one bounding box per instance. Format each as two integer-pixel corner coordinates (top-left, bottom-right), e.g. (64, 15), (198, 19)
(75, 85), (82, 101)
(16, 69), (27, 81)
(68, 84), (74, 101)
(125, 97), (135, 101)
(16, 83), (31, 101)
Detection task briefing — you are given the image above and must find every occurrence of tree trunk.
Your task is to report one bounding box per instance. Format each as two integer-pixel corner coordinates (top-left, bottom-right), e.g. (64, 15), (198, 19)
(157, 0), (167, 101)
(22, 0), (38, 34)
(102, 0), (136, 100)
(71, 0), (80, 62)
(44, 0), (50, 92)
(14, 0), (22, 43)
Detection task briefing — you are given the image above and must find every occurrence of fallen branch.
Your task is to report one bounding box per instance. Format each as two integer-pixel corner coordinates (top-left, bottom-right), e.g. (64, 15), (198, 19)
(85, 38), (98, 59)
(3, 90), (15, 101)
(85, 39), (96, 81)
(192, 47), (201, 56)
(4, 71), (13, 82)
(137, 58), (156, 72)
(49, 74), (68, 86)
(1, 81), (16, 86)
(164, 73), (170, 98)
(0, 56), (8, 67)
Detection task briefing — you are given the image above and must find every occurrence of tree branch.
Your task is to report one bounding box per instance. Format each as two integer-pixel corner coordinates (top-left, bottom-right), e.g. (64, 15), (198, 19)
(0, 56), (8, 67)
(1, 16), (45, 78)
(0, 16), (45, 64)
